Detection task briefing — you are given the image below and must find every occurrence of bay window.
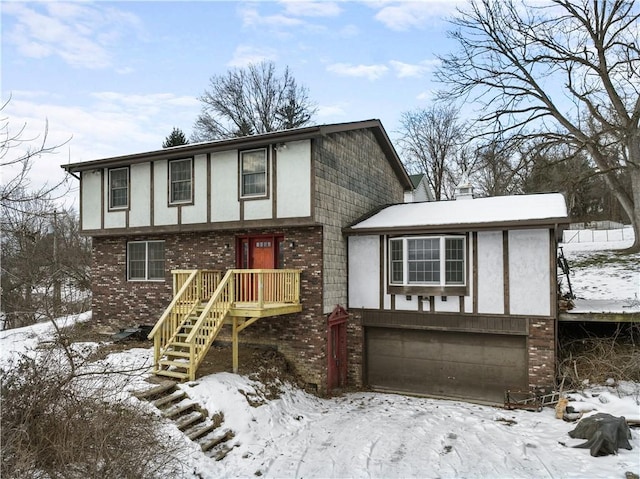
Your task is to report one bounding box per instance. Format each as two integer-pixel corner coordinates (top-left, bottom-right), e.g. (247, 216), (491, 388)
(389, 236), (466, 291)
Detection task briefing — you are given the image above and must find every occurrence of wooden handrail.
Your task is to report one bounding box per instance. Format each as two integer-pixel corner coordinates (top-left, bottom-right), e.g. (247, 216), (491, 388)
(148, 269), (199, 339)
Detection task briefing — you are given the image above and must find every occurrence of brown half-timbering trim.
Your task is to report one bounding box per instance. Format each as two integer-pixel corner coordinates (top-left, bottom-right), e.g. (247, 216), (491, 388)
(80, 216), (317, 236)
(272, 145), (278, 219)
(418, 295), (424, 312)
(361, 309), (532, 335)
(177, 205), (182, 225)
(459, 295), (465, 313)
(150, 161), (155, 226)
(239, 200), (244, 222)
(344, 218), (569, 236)
(379, 235), (385, 310)
(100, 169), (105, 229)
(503, 230), (510, 315)
(390, 294), (395, 311)
(167, 157), (195, 207)
(429, 295), (435, 312)
(473, 231), (478, 314)
(206, 153), (212, 224)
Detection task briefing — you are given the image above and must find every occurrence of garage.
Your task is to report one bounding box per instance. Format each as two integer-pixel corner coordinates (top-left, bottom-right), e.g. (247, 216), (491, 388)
(365, 327), (528, 404)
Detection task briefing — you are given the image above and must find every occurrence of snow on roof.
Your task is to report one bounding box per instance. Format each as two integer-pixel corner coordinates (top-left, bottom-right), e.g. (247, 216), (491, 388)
(350, 193), (568, 230)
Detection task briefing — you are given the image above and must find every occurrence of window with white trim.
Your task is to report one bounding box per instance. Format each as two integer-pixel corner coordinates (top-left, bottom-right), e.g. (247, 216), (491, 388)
(109, 167), (128, 209)
(389, 236), (466, 286)
(127, 241), (165, 281)
(240, 149), (267, 197)
(169, 158), (192, 204)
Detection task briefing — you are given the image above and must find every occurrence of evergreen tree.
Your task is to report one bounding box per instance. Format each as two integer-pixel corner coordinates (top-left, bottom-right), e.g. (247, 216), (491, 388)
(162, 127), (189, 148)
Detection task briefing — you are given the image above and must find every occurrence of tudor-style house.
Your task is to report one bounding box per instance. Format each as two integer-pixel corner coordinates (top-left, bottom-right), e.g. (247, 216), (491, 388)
(344, 187), (568, 403)
(62, 120), (413, 395)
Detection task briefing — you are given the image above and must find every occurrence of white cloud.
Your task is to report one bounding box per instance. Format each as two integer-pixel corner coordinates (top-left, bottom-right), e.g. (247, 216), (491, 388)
(317, 103), (349, 118)
(327, 63), (389, 81)
(374, 1), (461, 31)
(239, 6), (305, 29)
(416, 90), (435, 101)
(389, 59), (440, 78)
(280, 1), (342, 17)
(2, 2), (144, 70)
(2, 91), (200, 201)
(227, 45), (279, 68)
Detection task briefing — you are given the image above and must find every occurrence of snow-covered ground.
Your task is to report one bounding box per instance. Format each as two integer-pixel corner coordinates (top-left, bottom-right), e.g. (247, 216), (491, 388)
(2, 314), (639, 479)
(560, 228), (640, 313)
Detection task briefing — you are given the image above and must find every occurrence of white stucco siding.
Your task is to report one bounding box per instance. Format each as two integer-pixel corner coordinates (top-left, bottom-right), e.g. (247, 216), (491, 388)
(81, 170), (101, 230)
(211, 151), (240, 222)
(434, 295), (460, 312)
(509, 229), (551, 316)
(181, 154), (208, 224)
(348, 235), (380, 309)
(129, 163), (150, 227)
(395, 295), (418, 311)
(244, 199), (272, 220)
(153, 160), (178, 226)
(477, 231), (505, 315)
(276, 140), (311, 218)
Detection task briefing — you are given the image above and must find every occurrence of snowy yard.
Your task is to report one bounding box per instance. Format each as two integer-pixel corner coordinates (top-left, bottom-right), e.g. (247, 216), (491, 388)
(1, 312), (639, 479)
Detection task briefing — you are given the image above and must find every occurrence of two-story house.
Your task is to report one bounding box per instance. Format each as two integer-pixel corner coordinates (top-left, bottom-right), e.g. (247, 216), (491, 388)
(62, 120), (412, 395)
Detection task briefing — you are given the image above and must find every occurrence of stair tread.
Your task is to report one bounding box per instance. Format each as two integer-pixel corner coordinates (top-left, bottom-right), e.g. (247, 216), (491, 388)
(185, 421), (217, 441)
(200, 429), (234, 452)
(154, 369), (189, 380)
(159, 359), (190, 369)
(133, 380), (177, 400)
(175, 411), (205, 430)
(164, 350), (191, 358)
(152, 389), (187, 408)
(162, 400), (196, 418)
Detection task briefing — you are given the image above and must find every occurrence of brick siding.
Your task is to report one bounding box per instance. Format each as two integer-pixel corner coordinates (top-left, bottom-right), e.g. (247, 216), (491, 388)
(528, 317), (556, 393)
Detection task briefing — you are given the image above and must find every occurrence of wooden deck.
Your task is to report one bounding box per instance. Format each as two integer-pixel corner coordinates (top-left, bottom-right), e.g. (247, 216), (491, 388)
(148, 269), (302, 381)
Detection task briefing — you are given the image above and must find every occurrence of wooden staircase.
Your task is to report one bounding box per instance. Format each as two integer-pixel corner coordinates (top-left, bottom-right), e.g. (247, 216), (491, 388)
(148, 268), (301, 382)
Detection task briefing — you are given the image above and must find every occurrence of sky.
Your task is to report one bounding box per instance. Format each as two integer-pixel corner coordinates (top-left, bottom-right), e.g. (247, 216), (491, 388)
(1, 0), (464, 209)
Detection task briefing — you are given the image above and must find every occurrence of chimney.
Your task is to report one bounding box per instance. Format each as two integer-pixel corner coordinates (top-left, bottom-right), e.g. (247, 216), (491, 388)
(454, 172), (474, 200)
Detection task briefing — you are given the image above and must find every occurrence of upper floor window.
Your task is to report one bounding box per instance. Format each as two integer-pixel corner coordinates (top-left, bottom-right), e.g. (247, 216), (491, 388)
(127, 240), (165, 281)
(169, 158), (192, 204)
(240, 149), (267, 198)
(389, 236), (466, 287)
(109, 167), (128, 209)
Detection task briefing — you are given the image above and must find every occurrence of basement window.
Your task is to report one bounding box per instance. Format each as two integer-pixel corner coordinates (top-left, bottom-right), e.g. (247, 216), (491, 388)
(127, 241), (165, 281)
(389, 236), (466, 288)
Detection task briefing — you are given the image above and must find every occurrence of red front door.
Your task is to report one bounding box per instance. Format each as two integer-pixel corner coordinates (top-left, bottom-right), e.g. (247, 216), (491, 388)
(236, 235), (283, 302)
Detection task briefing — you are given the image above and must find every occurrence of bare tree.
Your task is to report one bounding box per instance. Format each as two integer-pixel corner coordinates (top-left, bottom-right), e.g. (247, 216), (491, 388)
(473, 135), (527, 197)
(436, 0), (640, 250)
(0, 101), (89, 329)
(192, 61), (317, 141)
(398, 105), (468, 200)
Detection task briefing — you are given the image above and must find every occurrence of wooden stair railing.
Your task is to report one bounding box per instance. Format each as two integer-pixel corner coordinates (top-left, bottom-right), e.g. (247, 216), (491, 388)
(148, 270), (222, 380)
(150, 269), (301, 381)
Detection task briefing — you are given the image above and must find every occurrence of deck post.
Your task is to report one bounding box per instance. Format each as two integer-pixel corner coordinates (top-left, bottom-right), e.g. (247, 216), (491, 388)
(257, 272), (264, 309)
(232, 317), (239, 373)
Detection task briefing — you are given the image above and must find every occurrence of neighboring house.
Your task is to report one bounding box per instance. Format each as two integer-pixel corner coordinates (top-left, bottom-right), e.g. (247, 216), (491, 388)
(344, 187), (568, 403)
(404, 173), (434, 203)
(62, 120), (413, 394)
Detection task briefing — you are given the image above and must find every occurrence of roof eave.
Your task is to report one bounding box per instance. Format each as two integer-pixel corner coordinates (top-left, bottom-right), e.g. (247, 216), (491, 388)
(344, 216), (570, 235)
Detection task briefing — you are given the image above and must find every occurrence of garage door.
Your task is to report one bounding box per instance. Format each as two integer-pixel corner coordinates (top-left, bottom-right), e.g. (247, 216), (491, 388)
(366, 328), (527, 403)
